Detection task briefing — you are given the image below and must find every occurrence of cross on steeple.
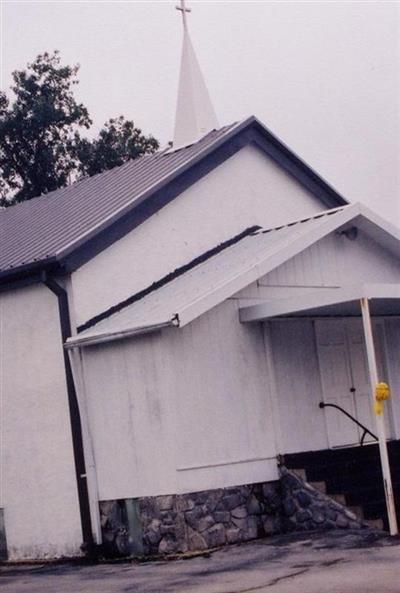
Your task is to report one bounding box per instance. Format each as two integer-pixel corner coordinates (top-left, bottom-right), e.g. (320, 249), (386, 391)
(173, 0), (219, 148)
(176, 0), (191, 32)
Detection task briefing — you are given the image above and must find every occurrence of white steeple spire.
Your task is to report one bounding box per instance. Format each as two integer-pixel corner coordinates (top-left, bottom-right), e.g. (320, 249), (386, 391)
(173, 0), (219, 148)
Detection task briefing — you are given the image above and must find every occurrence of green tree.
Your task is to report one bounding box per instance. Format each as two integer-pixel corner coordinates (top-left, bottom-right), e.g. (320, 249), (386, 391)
(0, 51), (91, 205)
(75, 116), (159, 178)
(0, 51), (159, 206)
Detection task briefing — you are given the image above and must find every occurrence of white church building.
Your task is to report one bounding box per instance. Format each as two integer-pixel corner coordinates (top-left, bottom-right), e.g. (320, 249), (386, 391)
(1, 3), (400, 560)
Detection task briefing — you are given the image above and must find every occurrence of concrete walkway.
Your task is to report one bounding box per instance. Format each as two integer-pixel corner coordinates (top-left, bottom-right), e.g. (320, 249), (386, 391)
(1, 530), (400, 593)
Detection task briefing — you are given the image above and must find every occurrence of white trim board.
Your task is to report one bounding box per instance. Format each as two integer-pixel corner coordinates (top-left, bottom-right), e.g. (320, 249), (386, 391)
(239, 284), (400, 322)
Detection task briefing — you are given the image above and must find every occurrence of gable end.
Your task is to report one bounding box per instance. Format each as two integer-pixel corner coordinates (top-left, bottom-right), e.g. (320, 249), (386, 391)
(0, 117), (348, 286)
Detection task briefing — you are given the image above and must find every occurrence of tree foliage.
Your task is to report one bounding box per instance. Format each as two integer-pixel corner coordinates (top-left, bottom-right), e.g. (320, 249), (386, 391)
(74, 116), (159, 178)
(0, 51), (90, 204)
(0, 51), (159, 206)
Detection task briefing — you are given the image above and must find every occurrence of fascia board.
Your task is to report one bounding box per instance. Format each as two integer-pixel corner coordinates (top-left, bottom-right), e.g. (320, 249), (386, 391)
(366, 283), (400, 299)
(239, 283), (400, 322)
(65, 318), (178, 349)
(239, 286), (364, 322)
(352, 204), (400, 258)
(355, 203), (400, 239)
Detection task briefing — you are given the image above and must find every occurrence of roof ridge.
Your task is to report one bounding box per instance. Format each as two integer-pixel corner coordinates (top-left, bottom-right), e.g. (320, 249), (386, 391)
(260, 205), (349, 234)
(164, 121), (238, 155)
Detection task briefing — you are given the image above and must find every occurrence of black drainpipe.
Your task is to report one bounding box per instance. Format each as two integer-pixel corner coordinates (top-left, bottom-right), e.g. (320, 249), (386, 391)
(42, 273), (94, 553)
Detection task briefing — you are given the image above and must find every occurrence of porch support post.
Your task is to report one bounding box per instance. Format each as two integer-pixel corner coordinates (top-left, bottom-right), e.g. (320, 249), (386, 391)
(360, 297), (398, 535)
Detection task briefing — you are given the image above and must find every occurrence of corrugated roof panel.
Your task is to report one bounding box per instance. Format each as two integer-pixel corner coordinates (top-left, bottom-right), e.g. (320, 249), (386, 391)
(0, 123), (238, 272)
(75, 207), (348, 340)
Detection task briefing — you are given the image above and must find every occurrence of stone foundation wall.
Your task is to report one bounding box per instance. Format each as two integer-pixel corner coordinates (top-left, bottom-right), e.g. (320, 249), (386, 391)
(99, 467), (366, 557)
(139, 482), (282, 555)
(99, 499), (143, 557)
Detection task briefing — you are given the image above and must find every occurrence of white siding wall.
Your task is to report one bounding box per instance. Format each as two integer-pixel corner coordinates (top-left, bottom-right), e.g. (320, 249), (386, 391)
(235, 230), (400, 453)
(383, 319), (400, 438)
(266, 319), (329, 454)
(259, 230), (400, 288)
(81, 299), (278, 502)
(0, 284), (82, 560)
(72, 144), (323, 327)
(232, 292), (400, 454)
(266, 318), (400, 453)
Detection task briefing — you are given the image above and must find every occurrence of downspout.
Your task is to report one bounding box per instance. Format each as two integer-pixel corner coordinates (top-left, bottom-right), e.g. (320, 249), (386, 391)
(42, 273), (95, 553)
(67, 346), (102, 545)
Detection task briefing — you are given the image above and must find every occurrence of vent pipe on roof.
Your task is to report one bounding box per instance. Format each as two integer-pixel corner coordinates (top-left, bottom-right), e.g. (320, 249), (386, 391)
(173, 0), (219, 149)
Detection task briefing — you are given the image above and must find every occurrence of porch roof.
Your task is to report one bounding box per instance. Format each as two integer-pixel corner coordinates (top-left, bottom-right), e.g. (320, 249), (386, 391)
(66, 203), (400, 349)
(239, 283), (400, 322)
(66, 206), (351, 348)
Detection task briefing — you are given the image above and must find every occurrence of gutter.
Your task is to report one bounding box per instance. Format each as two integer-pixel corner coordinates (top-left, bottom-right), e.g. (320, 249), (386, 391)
(0, 257), (59, 285)
(65, 318), (179, 350)
(42, 273), (95, 553)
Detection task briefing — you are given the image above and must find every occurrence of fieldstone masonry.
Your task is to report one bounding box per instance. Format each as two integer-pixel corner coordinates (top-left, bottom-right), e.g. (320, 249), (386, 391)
(99, 466), (366, 557)
(139, 481), (282, 555)
(279, 467), (365, 532)
(99, 500), (132, 557)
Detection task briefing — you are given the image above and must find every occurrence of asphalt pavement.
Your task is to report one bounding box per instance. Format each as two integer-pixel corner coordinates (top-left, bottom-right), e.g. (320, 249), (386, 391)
(1, 530), (400, 593)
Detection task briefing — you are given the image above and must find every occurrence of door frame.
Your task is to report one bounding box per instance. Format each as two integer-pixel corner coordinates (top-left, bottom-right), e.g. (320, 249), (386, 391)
(314, 316), (394, 449)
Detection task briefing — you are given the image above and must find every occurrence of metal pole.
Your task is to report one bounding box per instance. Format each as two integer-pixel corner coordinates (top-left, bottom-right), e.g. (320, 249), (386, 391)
(360, 297), (398, 535)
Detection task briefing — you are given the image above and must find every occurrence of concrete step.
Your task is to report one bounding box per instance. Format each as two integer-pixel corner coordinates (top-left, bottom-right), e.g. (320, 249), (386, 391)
(330, 493), (347, 505)
(364, 518), (384, 530)
(347, 505), (364, 520)
(285, 450), (392, 530)
(291, 468), (307, 481)
(283, 446), (395, 533)
(309, 481), (326, 494)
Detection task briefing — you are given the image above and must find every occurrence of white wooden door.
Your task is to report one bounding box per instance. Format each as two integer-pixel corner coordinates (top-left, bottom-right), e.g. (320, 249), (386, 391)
(346, 319), (375, 444)
(315, 318), (393, 448)
(315, 320), (359, 447)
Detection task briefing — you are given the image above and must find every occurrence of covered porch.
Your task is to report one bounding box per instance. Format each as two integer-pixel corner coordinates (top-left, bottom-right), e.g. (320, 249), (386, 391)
(240, 283), (400, 534)
(239, 282), (400, 448)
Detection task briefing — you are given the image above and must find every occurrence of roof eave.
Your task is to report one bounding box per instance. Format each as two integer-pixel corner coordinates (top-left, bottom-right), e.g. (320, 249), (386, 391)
(0, 257), (62, 290)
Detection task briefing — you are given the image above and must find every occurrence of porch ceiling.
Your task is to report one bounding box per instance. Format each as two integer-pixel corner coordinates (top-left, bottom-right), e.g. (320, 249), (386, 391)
(239, 283), (400, 322)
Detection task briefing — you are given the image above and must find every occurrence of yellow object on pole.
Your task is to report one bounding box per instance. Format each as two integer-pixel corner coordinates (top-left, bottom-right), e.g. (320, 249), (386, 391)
(374, 382), (390, 416)
(375, 382), (390, 401)
(360, 297), (398, 535)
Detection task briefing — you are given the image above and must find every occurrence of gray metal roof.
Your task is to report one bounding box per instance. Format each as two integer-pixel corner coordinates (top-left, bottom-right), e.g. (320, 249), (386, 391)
(0, 122), (239, 275)
(0, 115), (349, 282)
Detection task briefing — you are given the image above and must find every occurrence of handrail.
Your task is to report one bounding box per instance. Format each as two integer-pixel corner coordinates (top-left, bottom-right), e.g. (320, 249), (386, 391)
(319, 402), (378, 446)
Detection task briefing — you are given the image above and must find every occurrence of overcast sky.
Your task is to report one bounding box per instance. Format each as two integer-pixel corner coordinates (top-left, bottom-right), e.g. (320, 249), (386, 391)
(1, 1), (399, 220)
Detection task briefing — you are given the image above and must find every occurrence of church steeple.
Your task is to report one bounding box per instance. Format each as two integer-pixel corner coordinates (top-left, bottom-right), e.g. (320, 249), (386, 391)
(173, 0), (219, 148)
